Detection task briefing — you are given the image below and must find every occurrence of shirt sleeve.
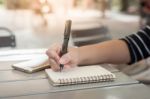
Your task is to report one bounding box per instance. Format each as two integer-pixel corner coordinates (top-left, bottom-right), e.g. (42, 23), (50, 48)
(120, 25), (150, 64)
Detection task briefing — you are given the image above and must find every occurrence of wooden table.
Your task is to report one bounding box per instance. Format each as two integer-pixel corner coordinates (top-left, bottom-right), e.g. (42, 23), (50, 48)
(0, 61), (150, 99)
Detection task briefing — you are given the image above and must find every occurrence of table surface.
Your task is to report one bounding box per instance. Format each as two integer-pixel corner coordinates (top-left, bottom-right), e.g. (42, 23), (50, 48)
(0, 61), (150, 99)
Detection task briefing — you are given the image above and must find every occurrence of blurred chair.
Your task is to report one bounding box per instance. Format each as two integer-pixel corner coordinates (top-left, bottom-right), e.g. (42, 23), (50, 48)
(71, 26), (111, 47)
(0, 27), (16, 48)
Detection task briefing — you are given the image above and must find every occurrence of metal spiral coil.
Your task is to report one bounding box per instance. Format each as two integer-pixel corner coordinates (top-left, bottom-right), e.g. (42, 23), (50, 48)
(58, 74), (114, 85)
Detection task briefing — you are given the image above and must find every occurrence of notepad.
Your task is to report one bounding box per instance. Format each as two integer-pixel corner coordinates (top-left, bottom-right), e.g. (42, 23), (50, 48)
(12, 54), (50, 73)
(45, 65), (116, 86)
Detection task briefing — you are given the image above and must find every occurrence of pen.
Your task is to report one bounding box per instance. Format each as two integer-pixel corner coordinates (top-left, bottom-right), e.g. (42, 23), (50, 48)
(59, 20), (72, 72)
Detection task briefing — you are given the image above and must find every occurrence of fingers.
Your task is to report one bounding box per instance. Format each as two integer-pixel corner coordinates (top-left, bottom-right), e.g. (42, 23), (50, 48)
(47, 51), (72, 71)
(46, 44), (62, 71)
(59, 52), (78, 68)
(46, 44), (79, 71)
(48, 59), (60, 71)
(59, 53), (71, 65)
(48, 53), (72, 72)
(46, 50), (59, 62)
(46, 44), (61, 62)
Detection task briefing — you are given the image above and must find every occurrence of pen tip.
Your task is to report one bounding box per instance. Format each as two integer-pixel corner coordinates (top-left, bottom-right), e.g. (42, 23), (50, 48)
(60, 64), (64, 72)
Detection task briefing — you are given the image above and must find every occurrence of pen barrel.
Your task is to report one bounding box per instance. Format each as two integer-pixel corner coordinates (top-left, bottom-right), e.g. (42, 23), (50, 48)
(60, 20), (72, 57)
(64, 20), (72, 37)
(60, 38), (69, 57)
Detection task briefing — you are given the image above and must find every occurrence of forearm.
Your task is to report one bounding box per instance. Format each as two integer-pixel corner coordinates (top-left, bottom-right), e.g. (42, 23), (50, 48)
(77, 40), (131, 65)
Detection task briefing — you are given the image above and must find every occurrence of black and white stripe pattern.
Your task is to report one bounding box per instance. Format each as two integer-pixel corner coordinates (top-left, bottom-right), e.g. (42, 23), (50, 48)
(121, 26), (150, 64)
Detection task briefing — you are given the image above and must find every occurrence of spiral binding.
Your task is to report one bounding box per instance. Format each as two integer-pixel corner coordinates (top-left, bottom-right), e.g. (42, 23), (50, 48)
(59, 74), (114, 85)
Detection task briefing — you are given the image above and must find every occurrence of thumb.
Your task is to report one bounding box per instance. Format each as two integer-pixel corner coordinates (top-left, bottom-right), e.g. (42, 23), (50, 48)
(59, 53), (71, 64)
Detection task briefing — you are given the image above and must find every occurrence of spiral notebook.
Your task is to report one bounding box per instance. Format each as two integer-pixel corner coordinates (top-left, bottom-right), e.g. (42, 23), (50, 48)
(45, 65), (116, 86)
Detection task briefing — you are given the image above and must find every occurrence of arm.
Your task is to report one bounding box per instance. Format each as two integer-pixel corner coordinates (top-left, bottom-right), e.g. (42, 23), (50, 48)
(46, 26), (150, 71)
(46, 39), (131, 71)
(78, 26), (150, 65)
(77, 39), (131, 65)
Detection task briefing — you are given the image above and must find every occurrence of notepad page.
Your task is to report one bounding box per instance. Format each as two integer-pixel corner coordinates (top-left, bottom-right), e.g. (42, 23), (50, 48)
(45, 65), (116, 84)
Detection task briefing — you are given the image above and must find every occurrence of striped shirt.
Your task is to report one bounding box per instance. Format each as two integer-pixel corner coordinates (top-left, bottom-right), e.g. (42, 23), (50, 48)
(121, 25), (150, 64)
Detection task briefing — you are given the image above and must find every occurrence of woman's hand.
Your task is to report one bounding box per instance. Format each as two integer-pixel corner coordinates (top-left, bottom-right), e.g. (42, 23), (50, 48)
(46, 44), (79, 71)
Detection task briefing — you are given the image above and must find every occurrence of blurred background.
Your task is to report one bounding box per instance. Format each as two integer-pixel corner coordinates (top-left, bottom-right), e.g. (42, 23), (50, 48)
(0, 0), (145, 49)
(0, 0), (150, 85)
